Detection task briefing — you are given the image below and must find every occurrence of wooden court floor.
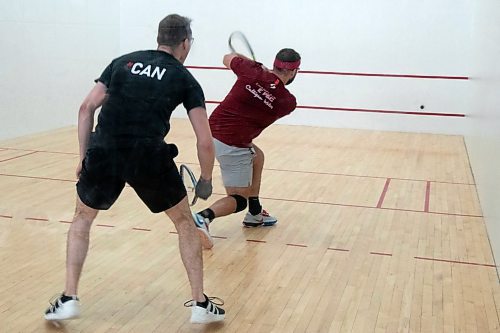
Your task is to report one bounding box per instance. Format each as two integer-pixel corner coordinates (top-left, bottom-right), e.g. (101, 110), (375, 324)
(0, 118), (499, 332)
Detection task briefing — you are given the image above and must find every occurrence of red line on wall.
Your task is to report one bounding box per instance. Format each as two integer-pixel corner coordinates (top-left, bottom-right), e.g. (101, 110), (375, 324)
(376, 178), (391, 208)
(296, 105), (466, 117)
(205, 101), (465, 118)
(414, 256), (496, 268)
(0, 214), (13, 219)
(424, 181), (431, 212)
(59, 220), (72, 224)
(96, 224), (115, 228)
(186, 65), (469, 80)
(0, 151), (38, 163)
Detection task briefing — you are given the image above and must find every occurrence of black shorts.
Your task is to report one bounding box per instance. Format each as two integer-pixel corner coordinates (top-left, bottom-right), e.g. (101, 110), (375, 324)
(76, 141), (186, 213)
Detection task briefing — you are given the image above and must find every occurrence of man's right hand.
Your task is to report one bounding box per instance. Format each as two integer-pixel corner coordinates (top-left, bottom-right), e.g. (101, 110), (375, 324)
(195, 177), (213, 200)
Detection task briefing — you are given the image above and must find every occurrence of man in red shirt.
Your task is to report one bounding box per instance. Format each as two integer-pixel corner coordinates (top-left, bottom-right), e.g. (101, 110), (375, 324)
(193, 48), (300, 248)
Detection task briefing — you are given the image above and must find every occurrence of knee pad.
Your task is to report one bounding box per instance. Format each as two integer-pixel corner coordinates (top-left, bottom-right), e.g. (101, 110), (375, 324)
(230, 194), (247, 213)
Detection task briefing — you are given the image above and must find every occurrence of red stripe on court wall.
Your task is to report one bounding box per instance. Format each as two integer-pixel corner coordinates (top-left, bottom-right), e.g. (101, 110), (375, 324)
(186, 66), (469, 80)
(205, 101), (465, 118)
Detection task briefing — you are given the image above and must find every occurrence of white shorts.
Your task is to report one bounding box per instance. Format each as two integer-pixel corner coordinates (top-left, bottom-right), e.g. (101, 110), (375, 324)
(214, 138), (255, 187)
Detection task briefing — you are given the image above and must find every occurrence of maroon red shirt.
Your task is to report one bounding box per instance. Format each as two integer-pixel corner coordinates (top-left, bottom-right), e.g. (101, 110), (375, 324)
(209, 57), (297, 147)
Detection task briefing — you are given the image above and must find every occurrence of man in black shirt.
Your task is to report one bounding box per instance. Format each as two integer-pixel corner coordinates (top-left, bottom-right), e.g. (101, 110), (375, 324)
(44, 14), (224, 324)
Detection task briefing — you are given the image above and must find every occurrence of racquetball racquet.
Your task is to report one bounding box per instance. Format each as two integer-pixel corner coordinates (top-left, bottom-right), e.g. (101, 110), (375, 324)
(179, 164), (198, 206)
(228, 31), (256, 61)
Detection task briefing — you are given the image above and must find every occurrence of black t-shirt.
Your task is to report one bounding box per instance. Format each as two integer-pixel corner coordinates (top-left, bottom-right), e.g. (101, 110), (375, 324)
(93, 50), (204, 145)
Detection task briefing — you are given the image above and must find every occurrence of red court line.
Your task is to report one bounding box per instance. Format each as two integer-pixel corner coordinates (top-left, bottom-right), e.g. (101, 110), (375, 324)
(0, 214), (13, 219)
(206, 101), (466, 118)
(327, 247), (350, 252)
(0, 171), (482, 218)
(177, 162), (475, 186)
(169, 231), (178, 234)
(258, 195), (483, 218)
(0, 147), (77, 156)
(0, 173), (76, 183)
(59, 220), (72, 224)
(414, 256), (496, 268)
(370, 252), (393, 257)
(132, 227), (151, 232)
(286, 243), (308, 248)
(424, 181), (431, 212)
(186, 65), (469, 80)
(25, 217), (48, 222)
(246, 239), (267, 243)
(96, 224), (115, 228)
(0, 151), (38, 163)
(0, 151), (475, 186)
(376, 178), (391, 208)
(212, 235), (228, 239)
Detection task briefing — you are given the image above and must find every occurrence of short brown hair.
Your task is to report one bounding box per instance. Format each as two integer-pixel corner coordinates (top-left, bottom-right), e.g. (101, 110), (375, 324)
(157, 14), (192, 47)
(274, 48), (301, 72)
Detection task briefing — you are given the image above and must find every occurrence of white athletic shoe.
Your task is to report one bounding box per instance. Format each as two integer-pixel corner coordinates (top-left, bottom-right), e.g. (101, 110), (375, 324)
(184, 295), (225, 324)
(243, 209), (278, 227)
(44, 294), (80, 320)
(193, 213), (214, 249)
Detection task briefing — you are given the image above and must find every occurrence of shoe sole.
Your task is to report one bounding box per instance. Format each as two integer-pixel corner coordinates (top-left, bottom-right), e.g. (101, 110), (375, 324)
(243, 221), (277, 227)
(196, 228), (214, 249)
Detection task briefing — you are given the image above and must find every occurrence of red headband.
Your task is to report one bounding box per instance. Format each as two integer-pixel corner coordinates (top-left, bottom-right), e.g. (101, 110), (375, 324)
(274, 58), (301, 70)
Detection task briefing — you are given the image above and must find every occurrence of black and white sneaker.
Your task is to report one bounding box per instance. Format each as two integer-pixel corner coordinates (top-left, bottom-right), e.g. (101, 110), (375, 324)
(184, 294), (225, 324)
(44, 293), (80, 320)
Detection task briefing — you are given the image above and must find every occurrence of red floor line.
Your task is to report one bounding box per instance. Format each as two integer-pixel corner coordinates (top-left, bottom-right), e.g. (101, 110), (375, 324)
(96, 224), (115, 228)
(59, 220), (72, 224)
(327, 248), (350, 252)
(0, 151), (38, 163)
(25, 217), (48, 221)
(177, 161), (476, 185)
(0, 173), (76, 183)
(370, 252), (393, 256)
(257, 195), (483, 218)
(169, 231), (178, 234)
(0, 154), (475, 186)
(0, 147), (77, 155)
(246, 239), (266, 243)
(212, 235), (228, 239)
(376, 178), (391, 208)
(0, 215), (13, 219)
(132, 227), (151, 232)
(286, 243), (308, 248)
(424, 181), (431, 212)
(379, 207), (483, 218)
(414, 256), (497, 268)
(186, 66), (469, 80)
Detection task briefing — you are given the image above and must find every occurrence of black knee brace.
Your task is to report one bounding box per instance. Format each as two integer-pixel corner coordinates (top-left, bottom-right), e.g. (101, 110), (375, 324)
(230, 194), (247, 213)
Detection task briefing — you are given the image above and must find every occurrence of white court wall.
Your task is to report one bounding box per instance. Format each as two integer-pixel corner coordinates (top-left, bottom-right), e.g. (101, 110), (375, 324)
(0, 0), (120, 140)
(466, 1), (500, 266)
(118, 0), (472, 134)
